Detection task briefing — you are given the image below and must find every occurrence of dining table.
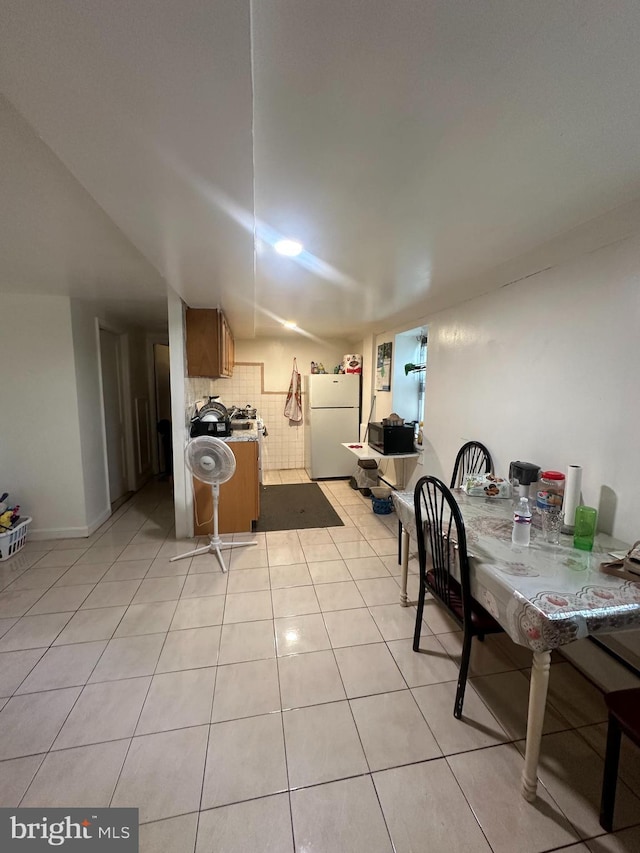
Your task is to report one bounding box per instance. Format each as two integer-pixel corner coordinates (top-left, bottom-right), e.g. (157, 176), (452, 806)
(393, 488), (640, 802)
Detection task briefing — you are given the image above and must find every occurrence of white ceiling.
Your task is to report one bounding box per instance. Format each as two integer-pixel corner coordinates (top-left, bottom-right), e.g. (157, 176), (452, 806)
(0, 96), (167, 328)
(2, 1), (640, 339)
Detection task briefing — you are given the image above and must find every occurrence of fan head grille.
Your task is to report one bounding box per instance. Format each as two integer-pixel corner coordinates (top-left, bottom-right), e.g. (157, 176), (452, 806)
(185, 436), (236, 485)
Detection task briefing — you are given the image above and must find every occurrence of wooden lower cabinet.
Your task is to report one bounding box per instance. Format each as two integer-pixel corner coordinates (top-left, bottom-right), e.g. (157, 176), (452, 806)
(193, 440), (260, 535)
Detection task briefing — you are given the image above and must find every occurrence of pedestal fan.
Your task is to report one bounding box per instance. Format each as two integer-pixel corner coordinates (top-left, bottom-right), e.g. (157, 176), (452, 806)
(170, 436), (256, 572)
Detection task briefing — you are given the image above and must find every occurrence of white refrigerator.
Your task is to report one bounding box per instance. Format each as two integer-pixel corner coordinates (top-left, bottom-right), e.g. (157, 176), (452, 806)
(303, 374), (360, 479)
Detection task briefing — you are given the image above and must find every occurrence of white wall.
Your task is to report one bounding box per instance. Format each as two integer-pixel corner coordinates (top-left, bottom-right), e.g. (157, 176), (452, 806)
(0, 294), (87, 537)
(69, 299), (110, 531)
(0, 293), (159, 539)
(359, 336), (373, 440)
(236, 338), (352, 388)
(168, 285), (191, 538)
(379, 229), (640, 544)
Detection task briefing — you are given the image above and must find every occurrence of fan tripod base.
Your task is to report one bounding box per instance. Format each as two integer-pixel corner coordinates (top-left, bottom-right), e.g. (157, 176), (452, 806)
(169, 535), (256, 573)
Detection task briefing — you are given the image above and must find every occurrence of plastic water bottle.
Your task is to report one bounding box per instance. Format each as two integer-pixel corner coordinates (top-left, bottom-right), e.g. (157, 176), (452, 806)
(512, 497), (532, 546)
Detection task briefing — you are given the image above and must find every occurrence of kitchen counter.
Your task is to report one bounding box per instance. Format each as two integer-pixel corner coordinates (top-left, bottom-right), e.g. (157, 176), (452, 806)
(186, 431), (258, 443)
(193, 435), (261, 534)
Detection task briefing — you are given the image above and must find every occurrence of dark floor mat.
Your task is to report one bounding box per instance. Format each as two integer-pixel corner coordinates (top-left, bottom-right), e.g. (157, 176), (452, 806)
(255, 483), (344, 532)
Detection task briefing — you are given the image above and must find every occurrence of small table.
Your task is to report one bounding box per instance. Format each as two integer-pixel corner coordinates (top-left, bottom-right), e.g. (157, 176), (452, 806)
(341, 443), (419, 490)
(393, 488), (640, 801)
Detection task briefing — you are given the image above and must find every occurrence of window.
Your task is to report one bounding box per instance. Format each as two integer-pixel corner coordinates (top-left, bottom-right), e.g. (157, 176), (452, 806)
(391, 327), (427, 433)
(416, 332), (427, 427)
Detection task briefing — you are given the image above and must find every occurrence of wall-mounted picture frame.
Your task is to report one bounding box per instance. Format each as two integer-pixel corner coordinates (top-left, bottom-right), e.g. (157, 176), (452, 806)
(376, 342), (392, 391)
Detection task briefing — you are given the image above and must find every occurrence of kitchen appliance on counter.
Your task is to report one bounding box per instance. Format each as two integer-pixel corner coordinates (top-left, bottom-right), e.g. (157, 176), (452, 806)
(509, 461), (541, 498)
(190, 396), (231, 437)
(368, 421), (415, 455)
(229, 403), (258, 422)
(304, 374), (360, 479)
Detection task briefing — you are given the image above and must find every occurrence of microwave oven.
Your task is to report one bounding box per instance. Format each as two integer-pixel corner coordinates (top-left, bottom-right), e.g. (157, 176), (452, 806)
(368, 422), (415, 455)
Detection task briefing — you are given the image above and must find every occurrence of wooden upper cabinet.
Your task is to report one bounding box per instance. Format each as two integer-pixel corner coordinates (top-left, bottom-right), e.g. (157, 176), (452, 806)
(219, 310), (235, 378)
(185, 308), (235, 378)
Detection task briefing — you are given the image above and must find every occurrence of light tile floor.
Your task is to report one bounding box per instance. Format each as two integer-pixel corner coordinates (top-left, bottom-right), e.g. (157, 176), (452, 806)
(0, 474), (639, 852)
(263, 469), (312, 485)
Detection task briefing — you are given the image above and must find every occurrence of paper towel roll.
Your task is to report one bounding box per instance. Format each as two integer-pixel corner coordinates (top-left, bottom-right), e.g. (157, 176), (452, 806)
(562, 465), (582, 529)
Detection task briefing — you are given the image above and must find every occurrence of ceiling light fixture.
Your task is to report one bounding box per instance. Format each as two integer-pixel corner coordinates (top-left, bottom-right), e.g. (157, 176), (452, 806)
(283, 321), (297, 330)
(274, 238), (303, 257)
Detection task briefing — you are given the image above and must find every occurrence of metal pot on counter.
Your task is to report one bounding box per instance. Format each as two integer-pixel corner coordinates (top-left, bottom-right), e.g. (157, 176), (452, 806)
(230, 404), (257, 420)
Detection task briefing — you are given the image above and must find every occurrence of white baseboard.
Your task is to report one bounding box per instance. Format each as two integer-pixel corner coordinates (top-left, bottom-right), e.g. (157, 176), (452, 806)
(88, 506), (112, 534)
(30, 506), (112, 541)
(30, 525), (92, 541)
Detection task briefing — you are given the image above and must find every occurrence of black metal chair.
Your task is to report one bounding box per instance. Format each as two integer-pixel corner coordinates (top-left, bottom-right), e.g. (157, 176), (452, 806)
(600, 687), (640, 831)
(413, 475), (503, 718)
(397, 440), (493, 567)
(450, 441), (493, 488)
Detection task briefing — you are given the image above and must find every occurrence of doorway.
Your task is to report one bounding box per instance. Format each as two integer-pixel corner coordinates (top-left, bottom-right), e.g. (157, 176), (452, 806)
(99, 328), (128, 505)
(153, 343), (172, 475)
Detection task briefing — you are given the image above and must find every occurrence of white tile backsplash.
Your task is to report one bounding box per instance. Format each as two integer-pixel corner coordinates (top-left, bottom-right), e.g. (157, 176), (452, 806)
(186, 364), (305, 470)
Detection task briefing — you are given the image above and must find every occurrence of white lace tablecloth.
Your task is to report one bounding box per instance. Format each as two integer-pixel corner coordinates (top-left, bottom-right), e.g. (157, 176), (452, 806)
(393, 489), (640, 652)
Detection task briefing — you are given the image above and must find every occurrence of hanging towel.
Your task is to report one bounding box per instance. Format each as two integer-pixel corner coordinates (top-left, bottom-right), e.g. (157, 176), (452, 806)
(284, 358), (303, 422)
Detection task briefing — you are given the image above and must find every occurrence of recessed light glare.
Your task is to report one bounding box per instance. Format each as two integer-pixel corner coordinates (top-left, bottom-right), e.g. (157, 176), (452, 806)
(283, 321), (297, 330)
(274, 238), (303, 257)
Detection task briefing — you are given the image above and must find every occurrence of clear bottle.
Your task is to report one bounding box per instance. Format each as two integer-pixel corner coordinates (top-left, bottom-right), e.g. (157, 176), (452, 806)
(536, 470), (565, 514)
(512, 497), (532, 546)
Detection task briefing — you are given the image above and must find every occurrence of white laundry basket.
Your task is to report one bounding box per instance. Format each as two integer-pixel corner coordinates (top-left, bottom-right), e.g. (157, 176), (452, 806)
(0, 517), (32, 561)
